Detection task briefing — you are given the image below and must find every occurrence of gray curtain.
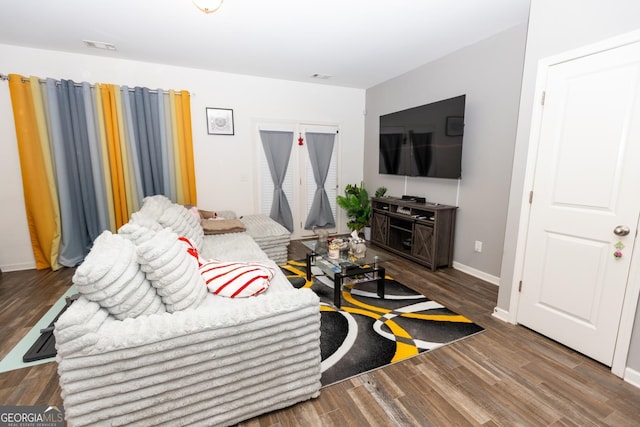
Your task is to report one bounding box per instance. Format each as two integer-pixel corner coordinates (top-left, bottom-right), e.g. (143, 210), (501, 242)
(121, 86), (167, 199)
(157, 92), (174, 201)
(46, 79), (100, 266)
(21, 77), (187, 268)
(259, 130), (294, 232)
(304, 132), (336, 229)
(45, 80), (174, 266)
(129, 87), (164, 197)
(121, 86), (144, 208)
(83, 82), (110, 234)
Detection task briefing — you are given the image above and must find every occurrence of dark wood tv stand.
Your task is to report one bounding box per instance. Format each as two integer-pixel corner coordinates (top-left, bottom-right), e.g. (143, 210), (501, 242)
(370, 197), (457, 271)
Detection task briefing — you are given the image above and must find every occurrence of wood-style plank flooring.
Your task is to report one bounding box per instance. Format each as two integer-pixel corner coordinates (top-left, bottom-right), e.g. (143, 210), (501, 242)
(1, 240), (639, 426)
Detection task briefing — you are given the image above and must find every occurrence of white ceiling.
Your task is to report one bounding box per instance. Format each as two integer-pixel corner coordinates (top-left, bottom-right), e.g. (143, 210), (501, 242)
(0, 0), (530, 89)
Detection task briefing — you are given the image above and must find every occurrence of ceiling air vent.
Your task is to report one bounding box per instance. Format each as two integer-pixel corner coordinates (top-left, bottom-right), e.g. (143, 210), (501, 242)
(83, 40), (117, 51)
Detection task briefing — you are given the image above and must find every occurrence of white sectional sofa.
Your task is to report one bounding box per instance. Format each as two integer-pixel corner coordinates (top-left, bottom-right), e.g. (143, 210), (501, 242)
(54, 196), (321, 426)
(239, 214), (291, 265)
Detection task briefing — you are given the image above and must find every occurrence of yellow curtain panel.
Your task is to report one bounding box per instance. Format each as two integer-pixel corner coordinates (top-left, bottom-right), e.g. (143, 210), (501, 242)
(8, 75), (61, 270)
(7, 74), (196, 269)
(180, 90), (197, 205)
(93, 86), (117, 232)
(100, 84), (129, 230)
(169, 91), (185, 204)
(172, 90), (198, 206)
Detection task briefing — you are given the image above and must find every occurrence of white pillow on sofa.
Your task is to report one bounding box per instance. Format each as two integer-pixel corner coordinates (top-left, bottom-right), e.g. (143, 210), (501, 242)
(158, 204), (204, 251)
(73, 231), (166, 320)
(136, 228), (207, 312)
(118, 213), (163, 246)
(138, 194), (173, 220)
(137, 194), (205, 250)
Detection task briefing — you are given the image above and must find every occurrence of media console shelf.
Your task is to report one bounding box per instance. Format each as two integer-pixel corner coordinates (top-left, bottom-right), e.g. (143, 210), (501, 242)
(370, 197), (457, 271)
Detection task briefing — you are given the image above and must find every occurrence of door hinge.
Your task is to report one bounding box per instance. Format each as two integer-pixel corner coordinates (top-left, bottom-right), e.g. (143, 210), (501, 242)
(518, 280), (523, 292)
(541, 91), (546, 105)
(529, 191), (534, 204)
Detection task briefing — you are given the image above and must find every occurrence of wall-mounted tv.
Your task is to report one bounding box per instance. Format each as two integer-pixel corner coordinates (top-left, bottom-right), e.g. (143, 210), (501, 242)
(379, 94), (466, 179)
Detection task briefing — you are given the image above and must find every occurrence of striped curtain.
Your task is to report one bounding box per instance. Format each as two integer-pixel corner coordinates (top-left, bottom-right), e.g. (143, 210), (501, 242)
(8, 74), (197, 270)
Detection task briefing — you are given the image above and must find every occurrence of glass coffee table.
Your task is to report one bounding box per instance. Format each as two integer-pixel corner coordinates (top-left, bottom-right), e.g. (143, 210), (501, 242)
(302, 240), (387, 307)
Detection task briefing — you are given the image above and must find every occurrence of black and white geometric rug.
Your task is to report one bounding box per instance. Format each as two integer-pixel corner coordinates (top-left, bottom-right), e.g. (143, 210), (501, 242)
(280, 260), (485, 387)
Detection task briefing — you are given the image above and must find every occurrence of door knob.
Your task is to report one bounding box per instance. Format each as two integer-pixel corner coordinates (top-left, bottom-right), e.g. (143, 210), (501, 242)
(614, 225), (630, 236)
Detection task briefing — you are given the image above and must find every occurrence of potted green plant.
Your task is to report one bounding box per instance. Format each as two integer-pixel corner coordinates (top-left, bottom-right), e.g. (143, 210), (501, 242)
(375, 186), (387, 198)
(336, 182), (371, 236)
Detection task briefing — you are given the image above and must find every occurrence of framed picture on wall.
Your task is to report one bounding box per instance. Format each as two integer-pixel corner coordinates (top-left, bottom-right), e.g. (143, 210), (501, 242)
(206, 108), (234, 135)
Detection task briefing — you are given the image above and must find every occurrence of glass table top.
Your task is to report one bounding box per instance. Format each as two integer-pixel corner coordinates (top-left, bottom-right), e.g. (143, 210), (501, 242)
(301, 239), (389, 277)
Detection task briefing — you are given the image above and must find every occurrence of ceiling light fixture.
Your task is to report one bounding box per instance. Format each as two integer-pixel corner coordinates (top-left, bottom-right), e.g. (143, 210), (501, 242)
(192, 0), (224, 14)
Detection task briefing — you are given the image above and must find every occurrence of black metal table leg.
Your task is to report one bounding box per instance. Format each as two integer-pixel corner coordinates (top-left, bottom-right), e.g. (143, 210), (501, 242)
(334, 272), (343, 307)
(306, 251), (315, 282)
(376, 266), (386, 299)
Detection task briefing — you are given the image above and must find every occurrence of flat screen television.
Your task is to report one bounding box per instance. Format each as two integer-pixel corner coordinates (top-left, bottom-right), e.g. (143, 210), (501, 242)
(379, 94), (466, 179)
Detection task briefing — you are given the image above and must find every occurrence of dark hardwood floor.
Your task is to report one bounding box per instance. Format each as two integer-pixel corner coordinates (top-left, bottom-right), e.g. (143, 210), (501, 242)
(1, 240), (639, 426)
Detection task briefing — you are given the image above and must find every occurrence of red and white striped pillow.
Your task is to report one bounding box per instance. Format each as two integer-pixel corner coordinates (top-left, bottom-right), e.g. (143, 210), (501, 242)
(178, 236), (207, 266)
(200, 259), (275, 298)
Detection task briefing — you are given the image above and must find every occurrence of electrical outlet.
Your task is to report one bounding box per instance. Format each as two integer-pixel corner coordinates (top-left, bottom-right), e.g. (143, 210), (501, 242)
(474, 240), (483, 253)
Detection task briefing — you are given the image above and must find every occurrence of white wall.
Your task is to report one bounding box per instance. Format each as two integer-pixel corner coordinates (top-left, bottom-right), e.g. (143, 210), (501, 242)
(497, 0), (640, 372)
(364, 24), (528, 281)
(0, 43), (365, 271)
(498, 1), (640, 308)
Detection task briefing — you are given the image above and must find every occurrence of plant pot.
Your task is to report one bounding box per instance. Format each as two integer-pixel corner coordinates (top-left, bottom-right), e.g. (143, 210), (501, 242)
(364, 226), (371, 241)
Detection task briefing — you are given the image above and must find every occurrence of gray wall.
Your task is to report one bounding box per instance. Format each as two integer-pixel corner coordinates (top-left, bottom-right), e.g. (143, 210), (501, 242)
(365, 0), (640, 374)
(498, 0), (640, 369)
(364, 24), (528, 279)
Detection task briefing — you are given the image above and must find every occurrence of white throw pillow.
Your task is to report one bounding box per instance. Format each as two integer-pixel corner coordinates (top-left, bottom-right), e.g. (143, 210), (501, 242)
(136, 228), (207, 312)
(139, 194), (173, 221)
(73, 231), (166, 320)
(158, 204), (204, 250)
(118, 214), (163, 246)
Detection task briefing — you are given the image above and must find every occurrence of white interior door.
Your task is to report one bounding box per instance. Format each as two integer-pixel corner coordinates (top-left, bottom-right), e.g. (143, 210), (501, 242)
(257, 123), (339, 239)
(517, 40), (640, 366)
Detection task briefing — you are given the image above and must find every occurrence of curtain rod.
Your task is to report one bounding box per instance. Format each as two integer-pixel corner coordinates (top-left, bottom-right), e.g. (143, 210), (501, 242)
(0, 73), (190, 95)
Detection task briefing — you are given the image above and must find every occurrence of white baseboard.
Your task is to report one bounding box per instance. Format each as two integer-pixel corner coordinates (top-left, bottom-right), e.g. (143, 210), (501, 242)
(452, 262), (500, 286)
(1, 261), (36, 272)
(625, 366), (640, 389)
(492, 306), (511, 323)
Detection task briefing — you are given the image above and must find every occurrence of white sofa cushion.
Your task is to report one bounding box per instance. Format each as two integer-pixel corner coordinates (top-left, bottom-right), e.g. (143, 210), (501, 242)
(138, 194), (173, 220)
(137, 228), (207, 312)
(72, 231), (166, 320)
(118, 213), (164, 246)
(158, 204), (204, 250)
(136, 194), (205, 251)
(200, 232), (269, 262)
